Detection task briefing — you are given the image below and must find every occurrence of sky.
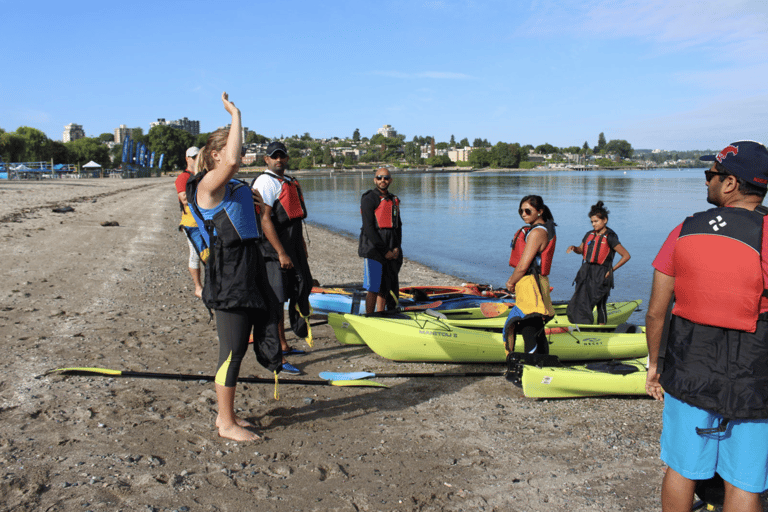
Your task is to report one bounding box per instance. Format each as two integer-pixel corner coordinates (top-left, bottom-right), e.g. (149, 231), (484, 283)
(2, 0), (767, 151)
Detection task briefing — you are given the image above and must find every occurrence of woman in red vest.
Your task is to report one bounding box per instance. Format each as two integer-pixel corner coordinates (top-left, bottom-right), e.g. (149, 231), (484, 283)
(565, 201), (631, 324)
(504, 195), (557, 355)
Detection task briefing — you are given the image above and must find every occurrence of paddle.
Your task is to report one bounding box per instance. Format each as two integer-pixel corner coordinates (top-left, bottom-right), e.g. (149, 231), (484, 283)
(45, 367), (387, 388)
(319, 370), (504, 381)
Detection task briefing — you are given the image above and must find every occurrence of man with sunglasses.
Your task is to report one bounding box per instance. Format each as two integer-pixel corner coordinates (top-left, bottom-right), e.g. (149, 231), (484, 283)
(645, 141), (768, 511)
(359, 167), (403, 313)
(251, 141), (312, 375)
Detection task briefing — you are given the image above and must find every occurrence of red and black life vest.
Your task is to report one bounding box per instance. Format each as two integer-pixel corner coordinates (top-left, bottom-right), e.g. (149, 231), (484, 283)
(582, 231), (612, 265)
(374, 194), (400, 229)
(264, 172), (307, 226)
(508, 221), (556, 276)
(672, 207), (767, 332)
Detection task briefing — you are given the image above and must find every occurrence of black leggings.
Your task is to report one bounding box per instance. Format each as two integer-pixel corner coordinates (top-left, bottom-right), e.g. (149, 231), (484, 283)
(214, 308), (269, 387)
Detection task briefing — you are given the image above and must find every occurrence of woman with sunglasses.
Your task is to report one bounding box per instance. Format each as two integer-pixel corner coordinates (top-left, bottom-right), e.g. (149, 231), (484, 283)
(504, 195), (557, 356)
(565, 201), (631, 325)
(186, 92), (279, 442)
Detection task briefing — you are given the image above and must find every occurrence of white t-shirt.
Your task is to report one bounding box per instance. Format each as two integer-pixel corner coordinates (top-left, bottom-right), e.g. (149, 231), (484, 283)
(252, 172), (292, 208)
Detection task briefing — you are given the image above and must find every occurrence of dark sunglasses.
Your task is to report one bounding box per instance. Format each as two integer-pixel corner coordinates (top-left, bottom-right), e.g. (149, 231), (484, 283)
(705, 169), (729, 181)
(269, 151), (288, 159)
(518, 207), (533, 216)
(375, 175), (391, 181)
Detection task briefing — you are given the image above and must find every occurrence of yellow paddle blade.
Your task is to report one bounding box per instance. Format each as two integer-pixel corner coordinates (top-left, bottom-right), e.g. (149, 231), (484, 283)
(45, 367), (122, 376)
(330, 380), (388, 388)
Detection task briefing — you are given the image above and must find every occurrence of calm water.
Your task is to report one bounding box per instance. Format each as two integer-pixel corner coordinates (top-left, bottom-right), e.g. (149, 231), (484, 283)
(300, 168), (711, 321)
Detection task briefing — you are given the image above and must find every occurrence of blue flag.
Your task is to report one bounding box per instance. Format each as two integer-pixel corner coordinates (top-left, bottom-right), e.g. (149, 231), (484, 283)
(158, 154), (165, 170)
(150, 151), (156, 168)
(121, 136), (131, 163)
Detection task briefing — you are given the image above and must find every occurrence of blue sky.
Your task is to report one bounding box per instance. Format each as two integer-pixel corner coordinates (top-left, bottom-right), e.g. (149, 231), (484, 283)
(2, 0), (766, 150)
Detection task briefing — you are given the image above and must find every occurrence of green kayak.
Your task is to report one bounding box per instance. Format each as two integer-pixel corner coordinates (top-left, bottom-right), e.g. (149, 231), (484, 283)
(330, 300), (642, 346)
(334, 310), (648, 363)
(521, 358), (649, 398)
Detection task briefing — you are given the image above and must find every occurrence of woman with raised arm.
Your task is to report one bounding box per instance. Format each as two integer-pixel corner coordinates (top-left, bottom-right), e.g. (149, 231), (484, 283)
(566, 201), (631, 325)
(187, 92), (280, 442)
(503, 195), (557, 358)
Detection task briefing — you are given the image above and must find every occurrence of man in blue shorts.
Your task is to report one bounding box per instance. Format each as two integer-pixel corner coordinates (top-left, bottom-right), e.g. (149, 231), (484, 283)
(645, 140), (768, 511)
(358, 167), (402, 314)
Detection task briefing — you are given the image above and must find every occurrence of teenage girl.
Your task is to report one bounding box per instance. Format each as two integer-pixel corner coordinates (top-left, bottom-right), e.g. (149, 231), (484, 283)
(566, 201), (631, 325)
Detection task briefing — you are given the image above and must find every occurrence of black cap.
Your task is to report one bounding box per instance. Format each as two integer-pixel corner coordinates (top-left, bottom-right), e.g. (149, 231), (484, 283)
(266, 141), (288, 157)
(700, 141), (768, 189)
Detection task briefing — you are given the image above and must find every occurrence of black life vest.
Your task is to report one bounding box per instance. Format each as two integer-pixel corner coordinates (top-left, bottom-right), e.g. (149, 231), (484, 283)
(582, 231), (612, 265)
(508, 221), (556, 276)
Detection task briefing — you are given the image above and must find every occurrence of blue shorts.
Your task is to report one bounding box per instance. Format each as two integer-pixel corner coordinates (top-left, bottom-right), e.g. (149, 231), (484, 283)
(661, 393), (768, 493)
(363, 258), (384, 293)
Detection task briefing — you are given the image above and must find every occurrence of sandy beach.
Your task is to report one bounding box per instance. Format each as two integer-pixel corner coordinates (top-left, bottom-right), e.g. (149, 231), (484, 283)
(0, 176), (697, 511)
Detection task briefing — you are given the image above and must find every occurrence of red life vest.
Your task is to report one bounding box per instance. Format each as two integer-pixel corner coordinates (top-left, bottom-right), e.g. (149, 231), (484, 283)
(582, 231), (612, 265)
(508, 222), (556, 276)
(374, 194), (400, 229)
(672, 207), (766, 332)
(266, 173), (307, 225)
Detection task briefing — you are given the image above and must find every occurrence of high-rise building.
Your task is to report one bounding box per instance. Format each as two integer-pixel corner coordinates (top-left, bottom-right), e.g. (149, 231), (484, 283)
(113, 124), (138, 144)
(63, 123), (85, 142)
(149, 117), (200, 137)
(377, 124), (397, 138)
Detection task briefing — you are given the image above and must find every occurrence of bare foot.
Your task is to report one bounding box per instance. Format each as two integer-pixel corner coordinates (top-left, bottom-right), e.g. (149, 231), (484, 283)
(216, 415), (254, 429)
(217, 423), (261, 442)
(194, 287), (203, 299)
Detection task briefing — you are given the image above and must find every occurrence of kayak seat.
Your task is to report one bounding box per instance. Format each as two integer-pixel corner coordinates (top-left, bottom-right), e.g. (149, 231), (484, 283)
(584, 360), (640, 375)
(614, 323), (638, 333)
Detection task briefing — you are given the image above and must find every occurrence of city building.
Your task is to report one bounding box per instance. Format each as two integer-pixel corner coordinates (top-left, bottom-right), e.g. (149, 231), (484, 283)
(63, 123), (85, 142)
(113, 124), (139, 144)
(377, 124), (397, 138)
(149, 117), (200, 137)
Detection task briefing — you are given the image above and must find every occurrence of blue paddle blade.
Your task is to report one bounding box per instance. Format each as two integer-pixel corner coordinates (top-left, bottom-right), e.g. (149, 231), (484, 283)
(319, 371), (376, 381)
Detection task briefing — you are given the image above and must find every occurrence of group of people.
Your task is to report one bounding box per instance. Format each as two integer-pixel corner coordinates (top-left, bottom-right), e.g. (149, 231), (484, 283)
(501, 195), (630, 359)
(489, 141), (768, 511)
(174, 93), (768, 509)
(172, 93), (403, 442)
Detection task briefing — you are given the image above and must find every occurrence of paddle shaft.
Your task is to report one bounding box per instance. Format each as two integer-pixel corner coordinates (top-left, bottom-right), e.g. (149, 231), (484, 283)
(50, 369), (341, 386)
(374, 371), (503, 379)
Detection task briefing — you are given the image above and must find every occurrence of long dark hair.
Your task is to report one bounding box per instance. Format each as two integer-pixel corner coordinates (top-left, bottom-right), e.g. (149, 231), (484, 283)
(589, 200), (609, 220)
(520, 195), (554, 223)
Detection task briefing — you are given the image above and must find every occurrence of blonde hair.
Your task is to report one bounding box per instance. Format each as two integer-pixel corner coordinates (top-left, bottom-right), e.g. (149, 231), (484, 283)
(196, 128), (230, 174)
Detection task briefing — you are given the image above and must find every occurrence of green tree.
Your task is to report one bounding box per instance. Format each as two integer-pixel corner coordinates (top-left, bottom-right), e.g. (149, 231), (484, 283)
(130, 127), (148, 146)
(594, 132), (607, 154)
(0, 132), (26, 162)
(65, 138), (110, 168)
(148, 125), (195, 171)
(436, 142), (449, 150)
(469, 148), (492, 167)
(535, 143), (558, 155)
(491, 142), (520, 168)
(16, 127), (49, 161)
(98, 132), (114, 143)
(245, 132), (267, 144)
(605, 139), (634, 159)
(404, 141), (421, 165)
(321, 146), (333, 166)
(353, 128), (360, 142)
(458, 137), (469, 148)
(450, 134), (455, 146)
(299, 156), (314, 169)
(46, 141), (69, 164)
(426, 154), (452, 167)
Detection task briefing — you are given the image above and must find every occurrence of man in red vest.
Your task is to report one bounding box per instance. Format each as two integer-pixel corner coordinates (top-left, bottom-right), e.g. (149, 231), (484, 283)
(646, 141), (768, 512)
(358, 167), (403, 314)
